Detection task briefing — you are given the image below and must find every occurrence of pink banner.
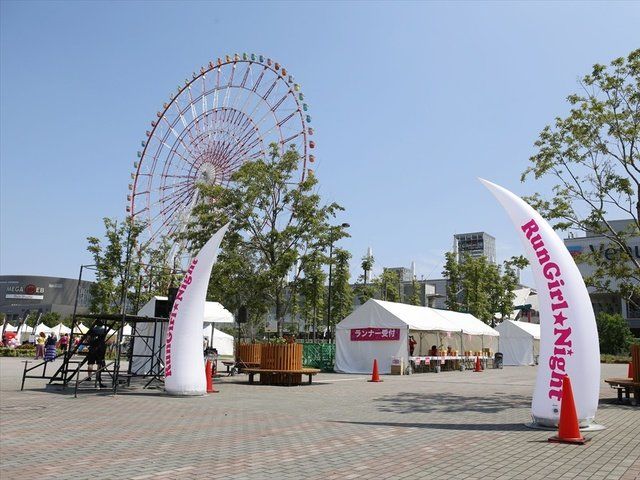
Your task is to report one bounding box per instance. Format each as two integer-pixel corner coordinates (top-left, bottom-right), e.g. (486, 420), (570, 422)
(350, 328), (400, 341)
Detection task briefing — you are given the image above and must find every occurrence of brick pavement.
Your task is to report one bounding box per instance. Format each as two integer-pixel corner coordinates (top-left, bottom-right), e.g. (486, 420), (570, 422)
(0, 357), (638, 479)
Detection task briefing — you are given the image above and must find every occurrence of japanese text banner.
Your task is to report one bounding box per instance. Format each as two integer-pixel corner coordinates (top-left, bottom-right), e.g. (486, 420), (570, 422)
(351, 328), (400, 341)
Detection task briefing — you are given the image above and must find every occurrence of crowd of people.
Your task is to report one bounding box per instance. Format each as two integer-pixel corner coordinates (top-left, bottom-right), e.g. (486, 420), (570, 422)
(32, 332), (71, 360)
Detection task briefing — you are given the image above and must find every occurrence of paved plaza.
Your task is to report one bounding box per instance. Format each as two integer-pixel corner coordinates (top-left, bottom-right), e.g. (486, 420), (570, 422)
(1, 357), (638, 480)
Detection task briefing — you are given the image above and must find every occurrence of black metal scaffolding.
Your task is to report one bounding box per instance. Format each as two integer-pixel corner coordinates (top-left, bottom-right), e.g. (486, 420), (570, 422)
(21, 262), (180, 396)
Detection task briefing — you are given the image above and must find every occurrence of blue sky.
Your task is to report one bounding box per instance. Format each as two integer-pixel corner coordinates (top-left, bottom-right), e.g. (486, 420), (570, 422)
(1, 1), (639, 284)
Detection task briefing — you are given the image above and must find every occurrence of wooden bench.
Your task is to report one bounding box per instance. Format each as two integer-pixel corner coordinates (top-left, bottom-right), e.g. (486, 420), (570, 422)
(242, 368), (321, 386)
(221, 361), (236, 373)
(604, 378), (640, 406)
(222, 360), (260, 375)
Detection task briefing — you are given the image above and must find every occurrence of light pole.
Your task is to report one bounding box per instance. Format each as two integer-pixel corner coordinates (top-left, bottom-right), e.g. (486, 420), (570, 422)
(326, 223), (350, 341)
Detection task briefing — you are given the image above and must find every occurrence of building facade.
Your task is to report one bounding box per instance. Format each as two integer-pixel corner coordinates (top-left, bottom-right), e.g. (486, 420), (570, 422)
(563, 219), (640, 335)
(0, 275), (93, 322)
(454, 232), (497, 264)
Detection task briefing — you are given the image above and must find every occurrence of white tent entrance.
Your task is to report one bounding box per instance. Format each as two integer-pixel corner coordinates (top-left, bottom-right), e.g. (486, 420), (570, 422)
(335, 299), (499, 374)
(495, 320), (540, 366)
(203, 327), (234, 356)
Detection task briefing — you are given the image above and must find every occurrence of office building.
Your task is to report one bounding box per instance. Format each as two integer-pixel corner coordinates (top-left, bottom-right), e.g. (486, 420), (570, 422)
(454, 232), (496, 264)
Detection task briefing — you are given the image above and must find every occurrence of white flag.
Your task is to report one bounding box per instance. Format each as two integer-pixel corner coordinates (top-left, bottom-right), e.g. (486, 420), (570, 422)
(165, 224), (229, 396)
(480, 179), (600, 427)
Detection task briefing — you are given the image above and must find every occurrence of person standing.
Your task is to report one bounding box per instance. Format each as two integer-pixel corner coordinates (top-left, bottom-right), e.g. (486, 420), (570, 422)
(58, 333), (69, 353)
(35, 332), (46, 359)
(85, 323), (108, 388)
(408, 335), (417, 356)
(44, 333), (57, 362)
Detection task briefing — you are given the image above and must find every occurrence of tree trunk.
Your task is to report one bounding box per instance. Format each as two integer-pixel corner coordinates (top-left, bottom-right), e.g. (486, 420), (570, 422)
(275, 289), (283, 337)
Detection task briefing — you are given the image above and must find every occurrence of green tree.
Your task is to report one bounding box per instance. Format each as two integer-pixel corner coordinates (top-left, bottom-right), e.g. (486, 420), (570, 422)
(354, 253), (377, 304)
(361, 252), (374, 285)
(485, 262), (503, 323)
(522, 49), (640, 309)
(596, 312), (634, 355)
(461, 255), (492, 322)
(40, 312), (61, 327)
(443, 252), (529, 324)
(329, 248), (354, 331)
(497, 256), (529, 321)
(181, 144), (345, 336)
(141, 236), (184, 308)
(409, 277), (422, 306)
(443, 251), (462, 311)
(299, 252), (326, 339)
(24, 312), (40, 327)
(376, 269), (400, 302)
(86, 217), (146, 314)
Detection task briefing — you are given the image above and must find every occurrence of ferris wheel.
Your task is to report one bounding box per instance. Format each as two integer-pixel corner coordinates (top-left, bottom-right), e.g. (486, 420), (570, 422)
(127, 53), (315, 257)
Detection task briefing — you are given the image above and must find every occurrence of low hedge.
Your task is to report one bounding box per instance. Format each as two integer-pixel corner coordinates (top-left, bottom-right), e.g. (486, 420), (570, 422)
(600, 354), (632, 364)
(0, 347), (65, 358)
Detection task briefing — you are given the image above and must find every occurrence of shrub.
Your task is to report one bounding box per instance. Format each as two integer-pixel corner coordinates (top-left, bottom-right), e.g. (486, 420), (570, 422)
(600, 354), (632, 364)
(596, 312), (634, 355)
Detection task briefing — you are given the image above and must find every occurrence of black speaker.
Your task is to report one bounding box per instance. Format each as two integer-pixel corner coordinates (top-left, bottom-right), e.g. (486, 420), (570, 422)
(237, 305), (248, 324)
(167, 287), (178, 308)
(154, 299), (170, 318)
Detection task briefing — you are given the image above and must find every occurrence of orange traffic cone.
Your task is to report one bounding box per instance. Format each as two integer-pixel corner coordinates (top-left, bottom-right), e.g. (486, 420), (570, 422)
(368, 359), (382, 382)
(474, 356), (482, 372)
(548, 375), (587, 445)
(206, 360), (219, 393)
(628, 362), (633, 379)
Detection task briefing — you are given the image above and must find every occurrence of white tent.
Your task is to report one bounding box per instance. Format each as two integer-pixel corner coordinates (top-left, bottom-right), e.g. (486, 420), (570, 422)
(495, 320), (540, 366)
(50, 323), (71, 337)
(4, 324), (17, 332)
(335, 299), (499, 374)
(73, 323), (89, 335)
(18, 324), (33, 334)
(430, 309), (499, 354)
(122, 324), (132, 336)
(204, 302), (234, 323)
(34, 323), (53, 335)
(17, 324), (34, 343)
(203, 327), (234, 356)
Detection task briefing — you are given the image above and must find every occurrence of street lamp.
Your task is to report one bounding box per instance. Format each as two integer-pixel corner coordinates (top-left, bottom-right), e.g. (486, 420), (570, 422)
(327, 223), (350, 341)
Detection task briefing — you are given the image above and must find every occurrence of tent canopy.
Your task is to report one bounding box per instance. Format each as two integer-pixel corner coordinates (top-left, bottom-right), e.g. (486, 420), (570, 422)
(51, 323), (71, 336)
(335, 299), (499, 374)
(432, 309), (499, 336)
(338, 299), (499, 336)
(203, 302), (234, 323)
(73, 323), (89, 334)
(495, 320), (540, 366)
(34, 324), (53, 335)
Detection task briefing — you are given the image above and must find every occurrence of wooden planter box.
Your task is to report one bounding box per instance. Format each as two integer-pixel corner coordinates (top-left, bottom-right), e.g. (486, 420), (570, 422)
(260, 343), (303, 385)
(237, 343), (261, 366)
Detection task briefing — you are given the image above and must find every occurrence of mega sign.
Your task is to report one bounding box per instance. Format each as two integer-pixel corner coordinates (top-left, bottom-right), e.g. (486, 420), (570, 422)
(350, 328), (400, 341)
(5, 284), (45, 300)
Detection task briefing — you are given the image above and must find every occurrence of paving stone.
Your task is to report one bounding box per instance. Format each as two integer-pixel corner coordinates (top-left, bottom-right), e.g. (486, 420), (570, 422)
(1, 358), (638, 479)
